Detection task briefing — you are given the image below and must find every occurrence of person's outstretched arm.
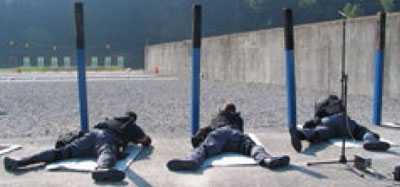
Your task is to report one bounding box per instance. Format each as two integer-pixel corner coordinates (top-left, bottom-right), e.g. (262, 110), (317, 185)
(191, 126), (213, 148)
(135, 135), (152, 147)
(126, 123), (152, 147)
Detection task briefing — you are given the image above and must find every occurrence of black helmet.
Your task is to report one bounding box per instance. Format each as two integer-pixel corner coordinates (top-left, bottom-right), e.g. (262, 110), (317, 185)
(223, 103), (236, 113)
(114, 111), (137, 122)
(125, 111), (137, 120)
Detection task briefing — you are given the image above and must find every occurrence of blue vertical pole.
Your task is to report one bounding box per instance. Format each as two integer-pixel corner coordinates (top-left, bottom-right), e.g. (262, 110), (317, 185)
(191, 5), (202, 136)
(74, 2), (89, 132)
(283, 9), (297, 129)
(373, 12), (386, 126)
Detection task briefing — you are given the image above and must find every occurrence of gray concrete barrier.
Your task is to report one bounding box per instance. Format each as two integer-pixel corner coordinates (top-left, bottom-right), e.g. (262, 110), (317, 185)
(145, 13), (400, 97)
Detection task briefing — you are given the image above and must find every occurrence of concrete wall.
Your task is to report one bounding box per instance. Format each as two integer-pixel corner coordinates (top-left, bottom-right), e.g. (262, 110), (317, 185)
(145, 13), (400, 97)
(385, 14), (400, 98)
(145, 41), (191, 77)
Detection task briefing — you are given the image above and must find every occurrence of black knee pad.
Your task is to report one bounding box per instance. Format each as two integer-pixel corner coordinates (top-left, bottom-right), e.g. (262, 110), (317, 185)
(362, 132), (380, 142)
(250, 145), (269, 163)
(97, 151), (118, 168)
(250, 145), (266, 156)
(240, 137), (256, 155)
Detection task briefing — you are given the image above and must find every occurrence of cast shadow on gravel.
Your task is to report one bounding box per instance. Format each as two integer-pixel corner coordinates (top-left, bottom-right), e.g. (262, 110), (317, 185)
(126, 169), (153, 187)
(272, 164), (328, 179)
(166, 161), (218, 175)
(122, 145), (155, 187)
(168, 167), (205, 175)
(302, 142), (331, 156)
(379, 150), (400, 157)
(9, 164), (46, 176)
(136, 145), (154, 161)
(95, 180), (129, 186)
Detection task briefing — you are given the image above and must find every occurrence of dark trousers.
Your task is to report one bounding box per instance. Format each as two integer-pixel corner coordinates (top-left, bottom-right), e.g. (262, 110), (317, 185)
(188, 127), (271, 164)
(301, 113), (379, 143)
(18, 129), (119, 169)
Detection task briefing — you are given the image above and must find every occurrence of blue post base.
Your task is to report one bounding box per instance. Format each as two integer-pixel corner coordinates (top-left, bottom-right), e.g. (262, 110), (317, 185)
(285, 49), (297, 129)
(372, 50), (384, 126)
(77, 49), (89, 132)
(191, 48), (201, 135)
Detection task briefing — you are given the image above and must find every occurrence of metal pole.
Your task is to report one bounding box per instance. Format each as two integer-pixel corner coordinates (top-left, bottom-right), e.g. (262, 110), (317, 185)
(283, 8), (297, 129)
(372, 12), (386, 126)
(191, 5), (202, 136)
(74, 2), (89, 132)
(340, 18), (348, 163)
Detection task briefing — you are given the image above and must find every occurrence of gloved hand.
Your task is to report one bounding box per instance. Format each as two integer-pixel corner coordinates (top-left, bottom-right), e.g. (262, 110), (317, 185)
(190, 126), (212, 148)
(117, 152), (130, 160)
(303, 119), (318, 129)
(191, 136), (202, 148)
(139, 135), (152, 147)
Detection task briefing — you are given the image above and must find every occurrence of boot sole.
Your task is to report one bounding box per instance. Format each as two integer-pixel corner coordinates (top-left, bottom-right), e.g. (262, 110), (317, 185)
(92, 169), (126, 182)
(268, 156), (290, 169)
(3, 157), (18, 172)
(363, 142), (390, 151)
(167, 160), (198, 171)
(290, 130), (302, 153)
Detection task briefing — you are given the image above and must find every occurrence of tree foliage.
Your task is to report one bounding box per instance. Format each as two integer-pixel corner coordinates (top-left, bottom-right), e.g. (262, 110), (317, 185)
(298, 0), (318, 8)
(242, 0), (272, 12)
(0, 0), (399, 68)
(380, 0), (395, 12)
(342, 3), (362, 18)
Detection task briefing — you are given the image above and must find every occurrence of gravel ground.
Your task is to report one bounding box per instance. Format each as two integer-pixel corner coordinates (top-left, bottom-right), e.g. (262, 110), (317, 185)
(0, 77), (399, 139)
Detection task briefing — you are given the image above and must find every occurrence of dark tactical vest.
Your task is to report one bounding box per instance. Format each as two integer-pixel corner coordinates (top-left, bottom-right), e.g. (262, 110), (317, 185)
(55, 116), (144, 149)
(210, 111), (244, 132)
(191, 111), (244, 148)
(55, 130), (85, 149)
(314, 95), (344, 119)
(94, 116), (145, 145)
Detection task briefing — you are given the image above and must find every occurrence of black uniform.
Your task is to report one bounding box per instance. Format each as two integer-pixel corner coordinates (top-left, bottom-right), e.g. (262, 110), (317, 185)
(4, 113), (150, 181)
(300, 113), (380, 143)
(289, 95), (390, 152)
(167, 109), (290, 171)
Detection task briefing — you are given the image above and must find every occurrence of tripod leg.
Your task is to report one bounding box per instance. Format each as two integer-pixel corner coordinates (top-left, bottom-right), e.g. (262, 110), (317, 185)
(346, 165), (365, 178)
(307, 160), (343, 166)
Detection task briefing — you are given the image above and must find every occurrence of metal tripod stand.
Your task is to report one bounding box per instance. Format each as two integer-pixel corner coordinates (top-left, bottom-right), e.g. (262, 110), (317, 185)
(305, 18), (364, 178)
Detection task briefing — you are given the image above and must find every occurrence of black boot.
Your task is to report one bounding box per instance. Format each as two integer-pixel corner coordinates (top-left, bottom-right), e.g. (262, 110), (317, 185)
(3, 157), (20, 172)
(4, 149), (58, 172)
(260, 155), (290, 169)
(167, 147), (205, 171)
(362, 132), (390, 151)
(363, 141), (390, 151)
(289, 128), (302, 153)
(166, 159), (200, 171)
(92, 167), (126, 182)
(4, 149), (59, 171)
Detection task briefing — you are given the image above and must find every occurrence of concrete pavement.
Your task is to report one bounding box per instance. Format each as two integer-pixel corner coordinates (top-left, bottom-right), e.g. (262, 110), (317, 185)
(1, 126), (400, 187)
